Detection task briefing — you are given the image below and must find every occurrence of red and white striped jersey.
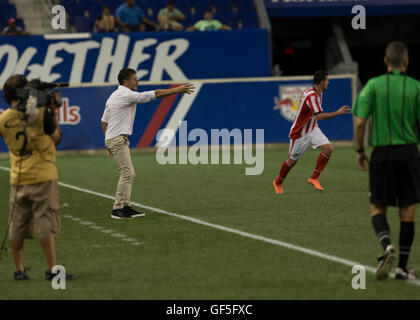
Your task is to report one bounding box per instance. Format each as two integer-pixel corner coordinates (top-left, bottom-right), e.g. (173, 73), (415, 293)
(289, 88), (323, 139)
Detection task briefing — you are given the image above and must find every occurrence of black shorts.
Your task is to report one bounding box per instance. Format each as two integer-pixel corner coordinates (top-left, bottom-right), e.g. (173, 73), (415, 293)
(369, 144), (420, 207)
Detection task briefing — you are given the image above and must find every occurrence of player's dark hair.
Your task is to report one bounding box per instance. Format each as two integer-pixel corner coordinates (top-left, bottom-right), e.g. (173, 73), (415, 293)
(118, 68), (136, 85)
(313, 70), (328, 85)
(385, 41), (408, 68)
(3, 74), (27, 104)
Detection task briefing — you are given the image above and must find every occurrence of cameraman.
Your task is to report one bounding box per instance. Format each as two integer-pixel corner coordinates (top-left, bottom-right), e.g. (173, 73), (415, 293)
(0, 75), (69, 281)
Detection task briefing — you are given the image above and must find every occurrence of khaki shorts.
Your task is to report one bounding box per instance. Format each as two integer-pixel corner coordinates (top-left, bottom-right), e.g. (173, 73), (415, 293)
(9, 180), (61, 240)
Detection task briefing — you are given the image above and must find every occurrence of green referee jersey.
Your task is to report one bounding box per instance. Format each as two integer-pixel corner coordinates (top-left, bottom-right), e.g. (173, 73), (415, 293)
(353, 70), (420, 147)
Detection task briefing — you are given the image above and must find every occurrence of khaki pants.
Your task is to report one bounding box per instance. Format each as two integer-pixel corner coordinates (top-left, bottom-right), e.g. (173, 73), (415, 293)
(9, 180), (61, 240)
(159, 16), (183, 30)
(105, 135), (135, 209)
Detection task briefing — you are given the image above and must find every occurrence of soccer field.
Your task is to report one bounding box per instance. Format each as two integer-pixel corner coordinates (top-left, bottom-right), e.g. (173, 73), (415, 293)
(0, 146), (420, 299)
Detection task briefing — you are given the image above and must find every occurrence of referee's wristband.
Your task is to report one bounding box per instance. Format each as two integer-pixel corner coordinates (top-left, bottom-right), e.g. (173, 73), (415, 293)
(356, 148), (365, 154)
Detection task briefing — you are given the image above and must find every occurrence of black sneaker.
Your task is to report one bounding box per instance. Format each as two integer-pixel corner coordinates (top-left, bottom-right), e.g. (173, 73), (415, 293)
(111, 208), (132, 219)
(45, 270), (74, 281)
(123, 206), (146, 218)
(376, 245), (396, 280)
(14, 269), (29, 280)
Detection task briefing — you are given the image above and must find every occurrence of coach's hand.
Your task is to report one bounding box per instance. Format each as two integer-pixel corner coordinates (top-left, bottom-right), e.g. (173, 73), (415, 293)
(177, 83), (195, 94)
(357, 152), (369, 171)
(337, 105), (351, 114)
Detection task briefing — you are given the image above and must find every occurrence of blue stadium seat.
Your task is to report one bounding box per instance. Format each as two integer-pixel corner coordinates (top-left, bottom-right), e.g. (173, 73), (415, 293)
(194, 0), (212, 16)
(74, 16), (91, 32)
(15, 18), (25, 29)
(184, 13), (197, 28)
(136, 0), (150, 13)
(67, 3), (86, 20)
(174, 2), (191, 16)
(236, 0), (255, 13)
(218, 11), (237, 28)
(0, 4), (17, 21)
(240, 10), (259, 28)
(213, 0), (233, 14)
(87, 2), (103, 20)
(148, 0), (167, 13)
(60, 0), (77, 6)
(174, 0), (191, 6)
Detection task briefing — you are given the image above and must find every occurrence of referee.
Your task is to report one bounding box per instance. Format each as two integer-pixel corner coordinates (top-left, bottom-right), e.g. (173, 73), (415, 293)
(353, 41), (420, 281)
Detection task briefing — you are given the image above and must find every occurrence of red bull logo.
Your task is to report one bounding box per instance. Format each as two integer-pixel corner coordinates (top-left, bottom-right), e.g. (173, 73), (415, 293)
(274, 84), (311, 122)
(57, 98), (80, 125)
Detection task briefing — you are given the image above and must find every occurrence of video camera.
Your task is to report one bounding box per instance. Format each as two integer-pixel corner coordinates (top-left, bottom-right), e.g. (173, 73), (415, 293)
(15, 79), (69, 113)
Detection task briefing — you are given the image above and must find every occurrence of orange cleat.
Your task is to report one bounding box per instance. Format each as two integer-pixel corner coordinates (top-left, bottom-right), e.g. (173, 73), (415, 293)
(273, 180), (284, 194)
(307, 178), (324, 191)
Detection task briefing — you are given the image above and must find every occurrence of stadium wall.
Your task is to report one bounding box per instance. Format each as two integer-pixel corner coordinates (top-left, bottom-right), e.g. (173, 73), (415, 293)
(0, 75), (356, 152)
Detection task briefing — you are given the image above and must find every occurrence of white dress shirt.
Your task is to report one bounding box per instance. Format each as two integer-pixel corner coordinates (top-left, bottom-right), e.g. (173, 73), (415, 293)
(101, 85), (156, 141)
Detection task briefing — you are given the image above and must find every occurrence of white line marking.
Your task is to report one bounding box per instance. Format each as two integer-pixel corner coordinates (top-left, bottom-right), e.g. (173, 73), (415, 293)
(0, 165), (418, 286)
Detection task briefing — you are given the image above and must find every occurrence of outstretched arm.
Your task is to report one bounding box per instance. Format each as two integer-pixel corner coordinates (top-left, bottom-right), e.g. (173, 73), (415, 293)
(155, 83), (195, 99)
(315, 105), (351, 121)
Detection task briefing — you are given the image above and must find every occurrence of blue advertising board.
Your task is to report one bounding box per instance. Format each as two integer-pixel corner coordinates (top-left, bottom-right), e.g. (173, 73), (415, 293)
(0, 30), (270, 87)
(0, 76), (355, 153)
(264, 0), (420, 17)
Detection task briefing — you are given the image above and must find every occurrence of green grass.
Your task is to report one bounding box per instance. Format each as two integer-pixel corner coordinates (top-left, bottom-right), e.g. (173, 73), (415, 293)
(1, 146), (420, 299)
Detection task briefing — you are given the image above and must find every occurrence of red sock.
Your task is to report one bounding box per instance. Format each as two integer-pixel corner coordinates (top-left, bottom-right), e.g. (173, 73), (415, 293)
(275, 160), (292, 185)
(311, 153), (330, 179)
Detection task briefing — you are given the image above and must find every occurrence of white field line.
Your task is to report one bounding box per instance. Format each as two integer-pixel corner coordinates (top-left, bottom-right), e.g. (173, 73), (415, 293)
(62, 214), (143, 246)
(0, 165), (419, 286)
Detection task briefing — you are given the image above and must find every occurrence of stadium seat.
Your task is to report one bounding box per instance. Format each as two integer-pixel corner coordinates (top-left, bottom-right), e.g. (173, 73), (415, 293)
(218, 11), (238, 29)
(136, 0), (150, 13)
(67, 3), (86, 21)
(213, 0), (234, 14)
(236, 0), (255, 13)
(194, 0), (212, 16)
(60, 0), (77, 6)
(184, 13), (197, 28)
(240, 10), (259, 28)
(174, 2), (191, 16)
(87, 2), (103, 20)
(0, 4), (17, 22)
(74, 16), (91, 32)
(15, 18), (25, 29)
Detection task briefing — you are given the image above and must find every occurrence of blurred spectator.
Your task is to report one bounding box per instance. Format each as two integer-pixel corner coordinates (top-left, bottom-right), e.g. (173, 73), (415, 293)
(158, 0), (185, 31)
(95, 5), (116, 33)
(1, 18), (27, 36)
(116, 0), (158, 32)
(186, 11), (231, 31)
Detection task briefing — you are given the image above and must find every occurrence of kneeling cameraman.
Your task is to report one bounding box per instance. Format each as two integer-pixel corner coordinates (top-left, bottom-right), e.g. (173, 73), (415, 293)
(0, 75), (72, 281)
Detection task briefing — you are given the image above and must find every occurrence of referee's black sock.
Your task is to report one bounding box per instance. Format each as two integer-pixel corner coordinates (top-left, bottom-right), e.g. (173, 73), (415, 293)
(398, 221), (415, 271)
(371, 213), (391, 251)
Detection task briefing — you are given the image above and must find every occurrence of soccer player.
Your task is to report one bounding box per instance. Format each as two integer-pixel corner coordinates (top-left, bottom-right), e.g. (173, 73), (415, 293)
(101, 68), (194, 219)
(273, 70), (351, 194)
(353, 41), (420, 281)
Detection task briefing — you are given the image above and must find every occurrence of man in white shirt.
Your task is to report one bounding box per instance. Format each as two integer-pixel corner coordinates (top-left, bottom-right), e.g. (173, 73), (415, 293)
(101, 68), (194, 219)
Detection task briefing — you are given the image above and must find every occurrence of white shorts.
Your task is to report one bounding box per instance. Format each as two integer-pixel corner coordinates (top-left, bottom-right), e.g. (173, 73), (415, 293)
(289, 127), (330, 160)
